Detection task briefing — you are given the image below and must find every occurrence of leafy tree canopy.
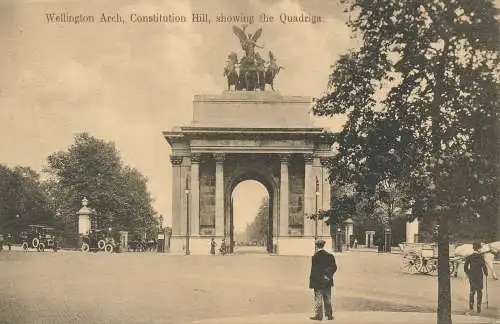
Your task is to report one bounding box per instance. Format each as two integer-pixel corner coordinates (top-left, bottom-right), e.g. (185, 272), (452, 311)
(0, 165), (54, 234)
(44, 133), (158, 236)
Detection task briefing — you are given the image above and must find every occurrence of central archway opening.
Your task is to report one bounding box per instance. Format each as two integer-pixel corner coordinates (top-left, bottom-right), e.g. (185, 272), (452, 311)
(231, 180), (272, 254)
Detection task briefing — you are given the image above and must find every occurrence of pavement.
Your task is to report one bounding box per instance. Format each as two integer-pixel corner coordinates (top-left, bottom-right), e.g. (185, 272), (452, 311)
(182, 312), (498, 324)
(1, 247), (499, 324)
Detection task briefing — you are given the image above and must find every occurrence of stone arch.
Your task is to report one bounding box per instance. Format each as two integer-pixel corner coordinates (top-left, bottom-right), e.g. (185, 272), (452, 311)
(224, 163), (279, 253)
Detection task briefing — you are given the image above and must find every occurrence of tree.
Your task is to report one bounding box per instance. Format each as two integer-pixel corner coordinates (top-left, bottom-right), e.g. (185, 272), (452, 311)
(0, 165), (54, 235)
(45, 133), (158, 240)
(313, 1), (499, 323)
(245, 197), (269, 245)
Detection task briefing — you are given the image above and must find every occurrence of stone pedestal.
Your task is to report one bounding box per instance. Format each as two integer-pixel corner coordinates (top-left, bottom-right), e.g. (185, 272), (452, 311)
(406, 218), (419, 243)
(76, 197), (94, 235)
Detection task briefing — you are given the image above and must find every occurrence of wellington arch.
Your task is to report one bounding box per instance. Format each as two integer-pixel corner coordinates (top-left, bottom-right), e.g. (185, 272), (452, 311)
(163, 91), (335, 255)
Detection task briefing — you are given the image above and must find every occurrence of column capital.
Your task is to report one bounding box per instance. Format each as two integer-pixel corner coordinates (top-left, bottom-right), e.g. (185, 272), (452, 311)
(170, 155), (183, 166)
(213, 153), (225, 163)
(320, 157), (330, 166)
(304, 153), (314, 163)
(279, 154), (291, 164)
(190, 153), (201, 164)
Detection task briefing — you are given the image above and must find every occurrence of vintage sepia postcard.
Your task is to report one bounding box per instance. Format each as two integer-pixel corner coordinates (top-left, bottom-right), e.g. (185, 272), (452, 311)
(0, 1), (499, 323)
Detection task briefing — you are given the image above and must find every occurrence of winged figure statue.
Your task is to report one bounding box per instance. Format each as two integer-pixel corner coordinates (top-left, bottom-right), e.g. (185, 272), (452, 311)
(232, 25), (263, 59)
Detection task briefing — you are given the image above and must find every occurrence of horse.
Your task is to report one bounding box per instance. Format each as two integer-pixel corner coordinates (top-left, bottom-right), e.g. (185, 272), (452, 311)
(265, 64), (283, 91)
(223, 52), (239, 91)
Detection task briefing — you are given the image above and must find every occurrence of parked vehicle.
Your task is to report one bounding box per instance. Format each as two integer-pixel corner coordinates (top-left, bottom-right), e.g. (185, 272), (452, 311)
(37, 226), (59, 252)
(19, 225), (46, 251)
(80, 229), (115, 253)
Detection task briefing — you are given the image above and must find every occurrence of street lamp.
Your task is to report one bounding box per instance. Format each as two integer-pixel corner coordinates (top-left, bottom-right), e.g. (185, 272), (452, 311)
(185, 175), (191, 255)
(315, 177), (320, 241)
(159, 214), (164, 253)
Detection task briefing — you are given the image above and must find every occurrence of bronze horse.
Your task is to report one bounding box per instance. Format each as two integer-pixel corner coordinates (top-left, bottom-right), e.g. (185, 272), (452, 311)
(223, 52), (239, 91)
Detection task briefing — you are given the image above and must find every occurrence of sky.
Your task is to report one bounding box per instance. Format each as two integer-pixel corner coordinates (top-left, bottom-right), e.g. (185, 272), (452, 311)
(0, 0), (357, 228)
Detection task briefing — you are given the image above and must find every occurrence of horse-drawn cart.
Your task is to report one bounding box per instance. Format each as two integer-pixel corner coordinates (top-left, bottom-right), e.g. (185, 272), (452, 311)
(400, 243), (458, 276)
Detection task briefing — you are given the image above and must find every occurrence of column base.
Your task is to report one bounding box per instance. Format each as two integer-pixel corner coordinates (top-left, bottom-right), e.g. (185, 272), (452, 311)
(277, 235), (332, 256)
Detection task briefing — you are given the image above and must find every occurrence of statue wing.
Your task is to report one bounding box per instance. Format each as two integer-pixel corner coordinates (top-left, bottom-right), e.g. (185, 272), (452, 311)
(252, 28), (263, 42)
(232, 25), (247, 43)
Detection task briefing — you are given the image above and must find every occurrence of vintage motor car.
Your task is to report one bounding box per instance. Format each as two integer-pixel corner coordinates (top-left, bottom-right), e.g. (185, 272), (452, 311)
(19, 225), (45, 251)
(18, 225), (59, 251)
(80, 229), (115, 253)
(37, 226), (59, 252)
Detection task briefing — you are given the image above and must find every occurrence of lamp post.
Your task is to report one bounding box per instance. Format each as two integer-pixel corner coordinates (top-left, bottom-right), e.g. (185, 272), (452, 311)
(159, 214), (164, 252)
(15, 214), (20, 240)
(315, 177), (320, 240)
(185, 175), (190, 255)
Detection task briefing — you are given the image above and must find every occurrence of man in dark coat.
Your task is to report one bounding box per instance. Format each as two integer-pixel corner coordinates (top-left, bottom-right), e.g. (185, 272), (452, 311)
(309, 239), (337, 321)
(464, 242), (488, 313)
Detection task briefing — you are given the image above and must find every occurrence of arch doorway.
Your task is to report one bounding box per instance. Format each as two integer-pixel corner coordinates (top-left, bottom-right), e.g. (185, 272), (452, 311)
(231, 180), (271, 254)
(225, 163), (278, 255)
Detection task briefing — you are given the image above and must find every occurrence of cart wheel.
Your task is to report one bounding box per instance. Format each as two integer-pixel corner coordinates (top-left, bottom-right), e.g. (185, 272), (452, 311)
(98, 240), (106, 250)
(420, 258), (432, 274)
(32, 237), (39, 248)
(401, 252), (421, 274)
(81, 242), (90, 252)
(22, 242), (29, 251)
(38, 242), (45, 252)
(428, 259), (438, 276)
(104, 244), (113, 253)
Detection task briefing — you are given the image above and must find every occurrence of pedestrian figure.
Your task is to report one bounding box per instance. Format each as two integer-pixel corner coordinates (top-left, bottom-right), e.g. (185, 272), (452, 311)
(210, 237), (216, 255)
(6, 233), (12, 251)
(353, 238), (358, 249)
(309, 239), (337, 321)
(219, 239), (226, 256)
(0, 234), (4, 252)
(464, 242), (488, 314)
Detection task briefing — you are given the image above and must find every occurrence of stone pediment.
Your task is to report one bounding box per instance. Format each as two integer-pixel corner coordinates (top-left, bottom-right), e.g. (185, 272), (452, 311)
(191, 91), (314, 128)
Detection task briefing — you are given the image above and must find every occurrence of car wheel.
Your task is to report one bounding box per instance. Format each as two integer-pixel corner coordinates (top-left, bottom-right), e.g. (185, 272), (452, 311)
(32, 238), (39, 248)
(81, 242), (90, 252)
(104, 244), (113, 253)
(38, 242), (45, 252)
(98, 240), (106, 250)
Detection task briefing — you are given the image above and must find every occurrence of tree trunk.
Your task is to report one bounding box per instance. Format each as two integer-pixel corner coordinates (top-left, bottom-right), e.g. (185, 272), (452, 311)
(433, 37), (451, 324)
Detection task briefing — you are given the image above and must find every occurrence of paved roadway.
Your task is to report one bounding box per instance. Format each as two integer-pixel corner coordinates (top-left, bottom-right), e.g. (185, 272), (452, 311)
(0, 247), (498, 324)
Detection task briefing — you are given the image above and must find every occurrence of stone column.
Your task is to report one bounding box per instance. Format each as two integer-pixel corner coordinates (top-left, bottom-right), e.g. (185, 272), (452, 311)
(190, 154), (200, 236)
(170, 156), (183, 235)
(320, 158), (331, 211)
(320, 157), (331, 236)
(303, 153), (314, 236)
(214, 153), (225, 237)
(279, 154), (290, 237)
(365, 232), (369, 247)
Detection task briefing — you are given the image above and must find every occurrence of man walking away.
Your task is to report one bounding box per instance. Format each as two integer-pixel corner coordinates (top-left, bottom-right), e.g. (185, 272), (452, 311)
(464, 242), (488, 314)
(309, 239), (337, 321)
(210, 237), (216, 255)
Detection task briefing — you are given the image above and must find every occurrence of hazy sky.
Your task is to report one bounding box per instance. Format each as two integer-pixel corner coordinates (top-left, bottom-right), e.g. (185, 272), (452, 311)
(1, 0), (356, 228)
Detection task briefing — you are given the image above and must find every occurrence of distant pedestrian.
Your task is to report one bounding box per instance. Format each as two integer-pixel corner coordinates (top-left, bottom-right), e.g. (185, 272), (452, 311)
(353, 238), (358, 249)
(6, 233), (12, 251)
(0, 234), (4, 252)
(210, 237), (216, 255)
(309, 239), (337, 321)
(464, 242), (488, 314)
(219, 239), (226, 256)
